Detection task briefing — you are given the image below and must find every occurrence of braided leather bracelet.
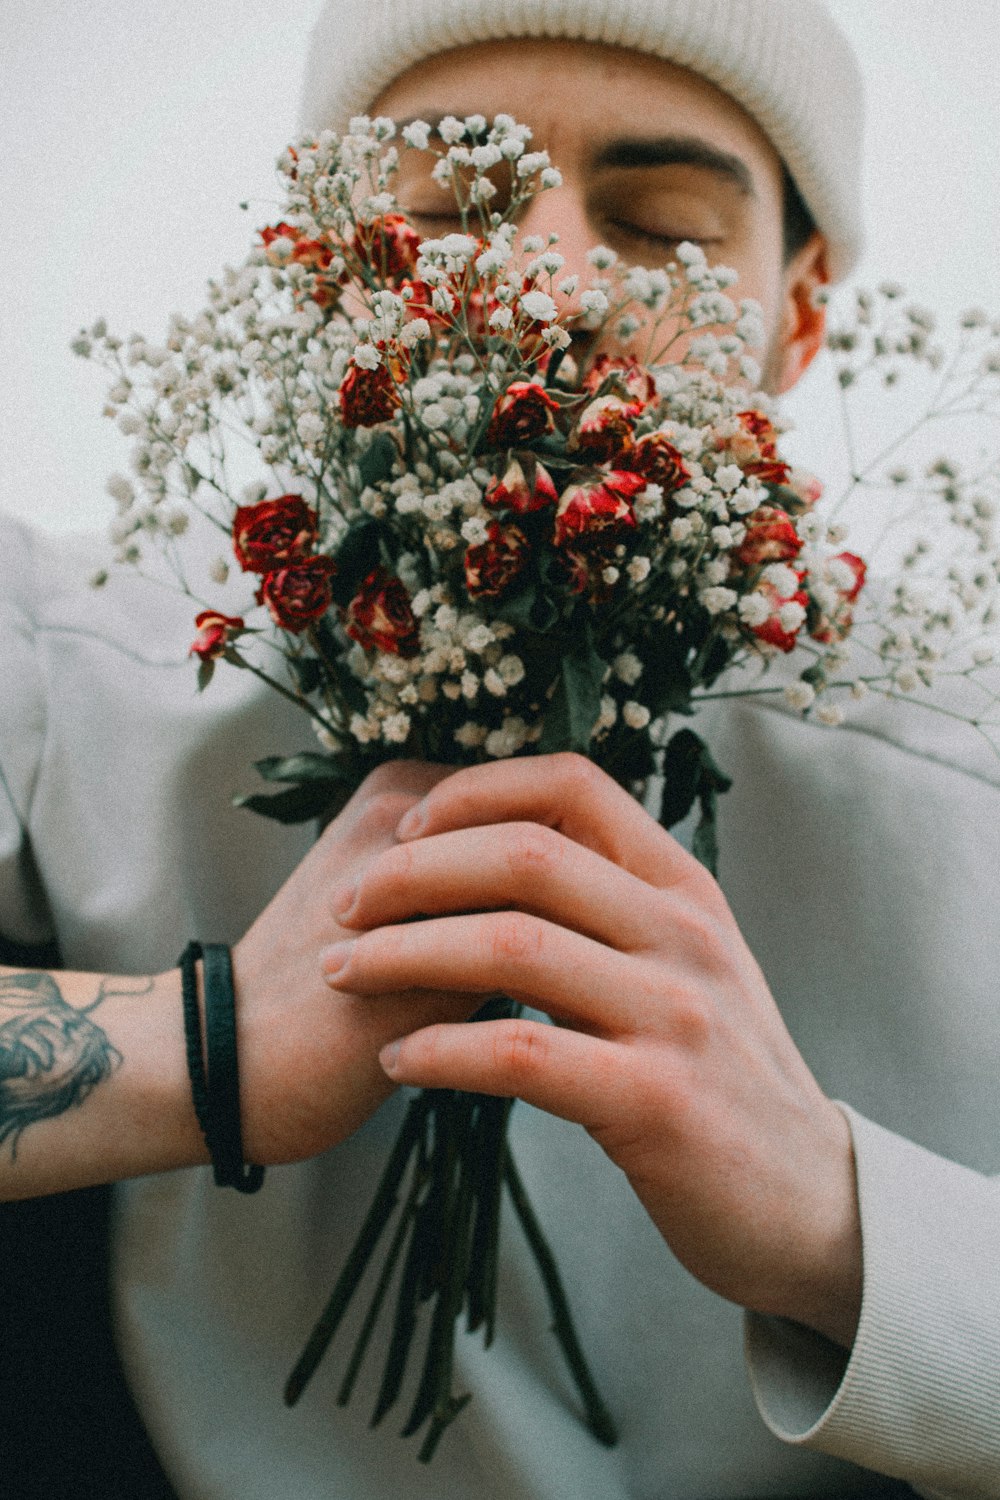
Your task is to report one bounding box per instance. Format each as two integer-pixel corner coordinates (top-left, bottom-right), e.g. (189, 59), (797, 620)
(178, 940), (265, 1194)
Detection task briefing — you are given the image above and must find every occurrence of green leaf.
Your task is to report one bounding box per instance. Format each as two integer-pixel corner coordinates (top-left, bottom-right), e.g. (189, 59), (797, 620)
(234, 780), (353, 825)
(288, 655), (324, 695)
(358, 432), (398, 488)
(538, 627), (606, 755)
(252, 752), (351, 784)
(493, 578), (560, 635)
(659, 729), (732, 878)
(691, 813), (721, 876)
(196, 657), (215, 693)
(330, 520), (386, 606)
(659, 728), (704, 828)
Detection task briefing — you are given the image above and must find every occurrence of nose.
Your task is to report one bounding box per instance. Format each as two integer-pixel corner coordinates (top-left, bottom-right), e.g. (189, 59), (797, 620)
(514, 177), (599, 336)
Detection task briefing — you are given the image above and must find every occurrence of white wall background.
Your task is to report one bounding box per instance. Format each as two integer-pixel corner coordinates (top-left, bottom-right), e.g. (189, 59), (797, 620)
(2, 1), (998, 536)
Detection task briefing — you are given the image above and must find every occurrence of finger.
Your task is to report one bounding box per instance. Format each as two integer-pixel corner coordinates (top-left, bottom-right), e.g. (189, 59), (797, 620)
(328, 760), (457, 859)
(379, 1017), (632, 1129)
(336, 821), (666, 953)
(394, 753), (695, 889)
(321, 909), (660, 1033)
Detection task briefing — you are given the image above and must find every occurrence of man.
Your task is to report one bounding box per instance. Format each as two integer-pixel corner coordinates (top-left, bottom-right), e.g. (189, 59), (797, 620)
(1, 1), (998, 1495)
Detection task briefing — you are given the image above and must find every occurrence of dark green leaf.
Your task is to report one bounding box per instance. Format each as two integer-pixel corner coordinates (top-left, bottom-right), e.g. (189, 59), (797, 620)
(196, 657), (215, 692)
(234, 781), (352, 824)
(358, 431), (399, 488)
(289, 655), (324, 695)
(691, 811), (721, 876)
(538, 628), (606, 755)
(659, 728), (704, 829)
(659, 729), (732, 876)
(252, 752), (351, 784)
(330, 520), (386, 605)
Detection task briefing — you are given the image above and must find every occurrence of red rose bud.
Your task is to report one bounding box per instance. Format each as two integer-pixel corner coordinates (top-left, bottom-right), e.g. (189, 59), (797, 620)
(786, 468), (824, 508)
(616, 433), (691, 494)
(582, 353), (657, 404)
(190, 610), (244, 661)
(833, 551), (867, 603)
(484, 457), (559, 514)
(232, 494), (319, 574)
(554, 478), (639, 548)
(751, 578), (809, 654)
(735, 506), (803, 569)
(339, 359), (402, 427)
(744, 457), (792, 486)
(353, 213), (422, 282)
(345, 567), (421, 657)
(570, 394), (642, 464)
(464, 522), (530, 599)
(737, 409), (781, 458)
(810, 553), (867, 644)
(486, 381), (561, 448)
(398, 278), (448, 326)
(260, 222), (333, 272)
(258, 557), (337, 632)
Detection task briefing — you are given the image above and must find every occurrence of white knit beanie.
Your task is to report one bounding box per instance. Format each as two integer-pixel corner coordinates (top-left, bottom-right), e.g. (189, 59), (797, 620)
(299, 0), (864, 281)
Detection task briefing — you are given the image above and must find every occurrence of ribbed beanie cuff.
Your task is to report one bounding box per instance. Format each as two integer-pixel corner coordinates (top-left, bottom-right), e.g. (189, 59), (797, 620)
(298, 0), (864, 281)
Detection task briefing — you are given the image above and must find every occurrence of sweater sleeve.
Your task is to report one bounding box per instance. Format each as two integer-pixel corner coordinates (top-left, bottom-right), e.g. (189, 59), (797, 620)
(0, 516), (56, 947)
(744, 1103), (1000, 1499)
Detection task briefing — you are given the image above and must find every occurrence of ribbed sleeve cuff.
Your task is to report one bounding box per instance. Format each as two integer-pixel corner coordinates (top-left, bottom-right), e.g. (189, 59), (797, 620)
(744, 1105), (1000, 1499)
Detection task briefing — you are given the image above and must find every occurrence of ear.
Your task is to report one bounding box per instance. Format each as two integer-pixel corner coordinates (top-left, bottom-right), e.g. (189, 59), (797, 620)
(772, 232), (830, 394)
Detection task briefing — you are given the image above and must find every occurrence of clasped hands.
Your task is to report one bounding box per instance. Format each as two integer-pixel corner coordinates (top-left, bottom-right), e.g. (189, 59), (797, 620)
(319, 754), (863, 1349)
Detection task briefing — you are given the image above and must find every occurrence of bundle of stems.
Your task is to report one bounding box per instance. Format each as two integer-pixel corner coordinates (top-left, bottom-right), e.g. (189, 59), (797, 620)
(284, 1000), (617, 1462)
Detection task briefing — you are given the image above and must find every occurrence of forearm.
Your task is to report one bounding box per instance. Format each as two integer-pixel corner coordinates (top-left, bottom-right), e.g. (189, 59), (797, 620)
(0, 964), (205, 1200)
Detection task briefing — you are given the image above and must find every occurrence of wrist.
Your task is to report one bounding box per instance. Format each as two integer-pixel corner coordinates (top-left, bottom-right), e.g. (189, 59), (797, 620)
(771, 1105), (863, 1349)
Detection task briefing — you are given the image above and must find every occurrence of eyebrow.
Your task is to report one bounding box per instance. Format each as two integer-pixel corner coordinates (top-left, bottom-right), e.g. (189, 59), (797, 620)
(588, 135), (755, 195)
(393, 118), (756, 198)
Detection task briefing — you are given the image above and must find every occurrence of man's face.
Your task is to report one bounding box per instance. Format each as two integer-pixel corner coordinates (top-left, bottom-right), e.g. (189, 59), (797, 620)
(372, 38), (828, 392)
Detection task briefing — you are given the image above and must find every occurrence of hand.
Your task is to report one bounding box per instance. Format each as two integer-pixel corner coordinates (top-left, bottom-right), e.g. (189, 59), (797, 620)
(320, 753), (863, 1348)
(232, 760), (479, 1166)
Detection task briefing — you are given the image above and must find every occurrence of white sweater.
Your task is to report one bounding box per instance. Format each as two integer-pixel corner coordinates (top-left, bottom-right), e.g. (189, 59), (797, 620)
(2, 513), (999, 1500)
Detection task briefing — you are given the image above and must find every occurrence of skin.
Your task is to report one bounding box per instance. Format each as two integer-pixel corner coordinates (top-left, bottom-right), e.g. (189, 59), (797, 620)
(1, 38), (861, 1353)
(320, 40), (862, 1349)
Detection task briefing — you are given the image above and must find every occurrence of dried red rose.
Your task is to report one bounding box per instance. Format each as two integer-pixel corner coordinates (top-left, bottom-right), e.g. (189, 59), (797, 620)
(554, 474), (642, 548)
(570, 394), (642, 464)
(258, 557), (337, 633)
(484, 457), (558, 514)
(486, 381), (561, 448)
(464, 523), (530, 599)
(345, 567), (420, 657)
(810, 553), (867, 644)
(339, 360), (402, 427)
(729, 410), (791, 485)
(260, 222), (333, 272)
(735, 506), (803, 569)
(582, 353), (657, 405)
(398, 278), (449, 327)
(750, 577), (809, 653)
(353, 213), (422, 282)
(232, 495), (319, 574)
(189, 610), (245, 661)
(737, 409), (781, 458)
(616, 433), (691, 494)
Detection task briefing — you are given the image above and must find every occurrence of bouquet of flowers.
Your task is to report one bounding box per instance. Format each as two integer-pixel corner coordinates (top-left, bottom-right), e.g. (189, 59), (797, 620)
(78, 113), (1000, 1460)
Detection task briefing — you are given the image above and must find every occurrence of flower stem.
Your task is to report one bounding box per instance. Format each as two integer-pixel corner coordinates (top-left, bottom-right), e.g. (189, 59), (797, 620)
(503, 1150), (618, 1448)
(284, 1095), (427, 1406)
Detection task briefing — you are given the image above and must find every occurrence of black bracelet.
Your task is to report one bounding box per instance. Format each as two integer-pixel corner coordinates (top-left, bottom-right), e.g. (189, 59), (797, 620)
(178, 940), (265, 1194)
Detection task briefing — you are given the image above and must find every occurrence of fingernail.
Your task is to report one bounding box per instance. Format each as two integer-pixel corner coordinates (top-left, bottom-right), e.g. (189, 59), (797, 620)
(379, 1039), (402, 1075)
(331, 882), (357, 919)
(396, 802), (426, 840)
(320, 941), (353, 980)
